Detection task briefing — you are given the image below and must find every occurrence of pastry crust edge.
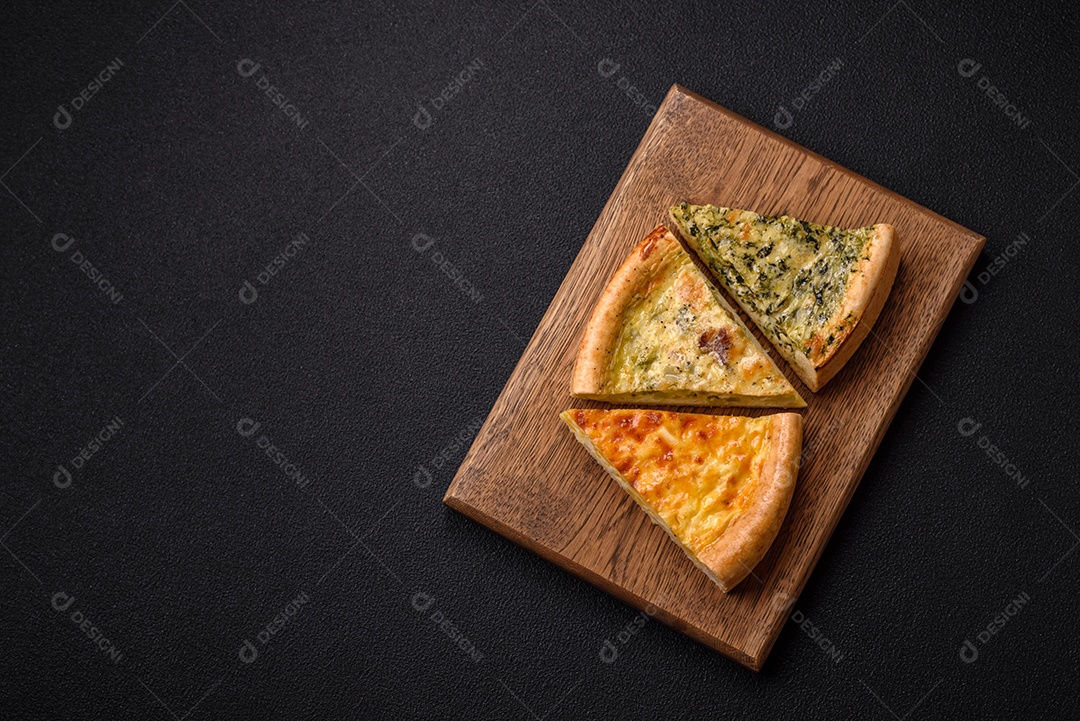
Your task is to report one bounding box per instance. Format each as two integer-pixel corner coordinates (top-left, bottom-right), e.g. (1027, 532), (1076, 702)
(667, 208), (900, 392)
(570, 226), (678, 396)
(697, 412), (802, 591)
(559, 410), (802, 593)
(807, 223), (899, 390)
(570, 226), (805, 407)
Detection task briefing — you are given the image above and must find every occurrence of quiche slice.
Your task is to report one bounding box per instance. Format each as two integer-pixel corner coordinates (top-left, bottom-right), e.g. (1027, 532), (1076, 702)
(668, 203), (899, 391)
(571, 225), (804, 407)
(561, 408), (802, 592)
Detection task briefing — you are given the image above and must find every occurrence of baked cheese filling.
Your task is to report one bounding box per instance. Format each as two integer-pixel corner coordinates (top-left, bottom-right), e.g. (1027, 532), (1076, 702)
(565, 409), (772, 556)
(605, 247), (791, 399)
(669, 203), (872, 363)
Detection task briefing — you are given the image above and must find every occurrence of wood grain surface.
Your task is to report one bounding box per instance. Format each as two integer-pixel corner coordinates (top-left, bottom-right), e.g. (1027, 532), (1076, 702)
(443, 84), (985, 671)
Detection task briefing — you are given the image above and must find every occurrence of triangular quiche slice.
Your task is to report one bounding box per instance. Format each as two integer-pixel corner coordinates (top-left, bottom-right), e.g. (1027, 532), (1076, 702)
(560, 408), (802, 592)
(668, 203), (899, 391)
(571, 225), (804, 407)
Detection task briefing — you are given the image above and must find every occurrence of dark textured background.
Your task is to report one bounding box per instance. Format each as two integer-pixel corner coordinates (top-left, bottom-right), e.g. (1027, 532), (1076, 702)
(2, 1), (1078, 718)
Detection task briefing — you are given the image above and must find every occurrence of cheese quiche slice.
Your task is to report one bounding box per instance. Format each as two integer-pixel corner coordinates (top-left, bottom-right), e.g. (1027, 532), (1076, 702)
(571, 225), (804, 407)
(561, 408), (802, 592)
(668, 203), (899, 391)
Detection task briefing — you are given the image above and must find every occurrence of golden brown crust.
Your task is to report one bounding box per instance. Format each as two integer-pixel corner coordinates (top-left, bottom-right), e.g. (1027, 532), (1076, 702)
(570, 226), (679, 395)
(697, 413), (802, 591)
(572, 226), (805, 407)
(807, 223), (897, 367)
(560, 408), (802, 593)
(808, 224), (900, 390)
(667, 207), (899, 392)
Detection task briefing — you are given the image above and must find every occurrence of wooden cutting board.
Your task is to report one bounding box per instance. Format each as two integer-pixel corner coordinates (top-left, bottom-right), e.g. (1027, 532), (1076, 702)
(444, 84), (984, 670)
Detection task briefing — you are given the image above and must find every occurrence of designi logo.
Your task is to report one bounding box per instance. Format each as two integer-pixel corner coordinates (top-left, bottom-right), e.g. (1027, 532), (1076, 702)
(54, 58), (125, 131)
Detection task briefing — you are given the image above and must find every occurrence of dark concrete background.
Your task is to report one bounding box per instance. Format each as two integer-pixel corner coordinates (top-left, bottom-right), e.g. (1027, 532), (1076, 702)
(2, 1), (1078, 718)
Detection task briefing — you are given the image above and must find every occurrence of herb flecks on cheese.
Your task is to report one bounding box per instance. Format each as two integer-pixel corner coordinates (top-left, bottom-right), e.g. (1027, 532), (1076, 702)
(669, 203), (872, 362)
(605, 246), (790, 399)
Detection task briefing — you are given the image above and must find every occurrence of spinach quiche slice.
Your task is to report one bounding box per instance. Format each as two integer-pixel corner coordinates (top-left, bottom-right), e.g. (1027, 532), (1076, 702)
(571, 225), (804, 408)
(668, 203), (899, 391)
(561, 408), (802, 592)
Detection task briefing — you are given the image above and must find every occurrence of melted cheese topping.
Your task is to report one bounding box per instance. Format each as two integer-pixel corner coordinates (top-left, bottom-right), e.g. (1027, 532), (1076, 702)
(605, 242), (794, 400)
(564, 409), (774, 555)
(669, 203), (872, 363)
